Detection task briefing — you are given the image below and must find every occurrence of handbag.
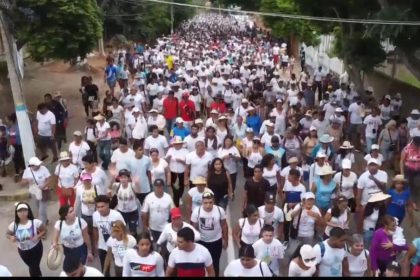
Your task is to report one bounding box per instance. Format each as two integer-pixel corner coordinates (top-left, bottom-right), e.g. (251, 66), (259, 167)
(289, 206), (303, 239)
(29, 168), (43, 200)
(109, 184), (121, 209)
(50, 164), (61, 191)
(388, 129), (396, 151)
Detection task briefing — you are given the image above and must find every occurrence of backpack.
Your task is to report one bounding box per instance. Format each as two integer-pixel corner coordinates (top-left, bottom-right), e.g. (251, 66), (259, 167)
(240, 217), (262, 240)
(197, 205), (222, 229)
(14, 220), (35, 239)
(258, 260), (276, 277)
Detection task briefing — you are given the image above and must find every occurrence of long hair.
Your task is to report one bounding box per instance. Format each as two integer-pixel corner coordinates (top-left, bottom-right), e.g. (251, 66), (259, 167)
(14, 202), (35, 227)
(208, 157), (226, 175)
(363, 201), (387, 230)
(111, 220), (129, 246)
(261, 153), (275, 168)
(137, 231), (154, 254)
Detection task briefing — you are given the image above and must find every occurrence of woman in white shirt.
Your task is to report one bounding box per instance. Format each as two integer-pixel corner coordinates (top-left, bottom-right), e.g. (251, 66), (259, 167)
(346, 233), (372, 277)
(6, 202), (46, 277)
(323, 196), (351, 238)
(217, 135), (241, 192)
(224, 244), (273, 277)
(165, 136), (188, 207)
(52, 205), (93, 265)
(150, 148), (171, 193)
(55, 151), (80, 207)
(362, 193), (389, 249)
(68, 130), (91, 171)
(261, 153), (281, 198)
(233, 204), (264, 247)
(122, 231), (165, 277)
(288, 244), (317, 277)
(333, 159), (357, 212)
(104, 220), (136, 276)
(108, 169), (139, 238)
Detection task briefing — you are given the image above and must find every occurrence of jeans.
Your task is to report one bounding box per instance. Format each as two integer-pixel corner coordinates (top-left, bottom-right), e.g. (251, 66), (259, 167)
(166, 118), (175, 134)
(363, 229), (374, 249)
(365, 137), (377, 154)
(119, 210), (139, 238)
(199, 239), (223, 276)
(99, 248), (109, 276)
(230, 172), (237, 192)
(18, 241), (43, 277)
(63, 243), (88, 264)
(37, 135), (58, 159)
(170, 172), (185, 207)
(12, 144), (25, 174)
(30, 195), (48, 225)
(98, 140), (111, 170)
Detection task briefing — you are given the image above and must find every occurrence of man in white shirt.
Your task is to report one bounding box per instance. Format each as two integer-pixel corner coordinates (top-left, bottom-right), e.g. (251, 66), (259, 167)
(313, 66), (324, 103)
(142, 179), (174, 245)
(60, 253), (104, 277)
(258, 194), (284, 240)
(191, 191), (228, 277)
(109, 138), (135, 173)
(184, 140), (214, 187)
(347, 97), (364, 150)
(68, 130), (90, 171)
(144, 125), (169, 156)
(35, 102), (58, 161)
(184, 124), (205, 152)
(362, 107), (382, 153)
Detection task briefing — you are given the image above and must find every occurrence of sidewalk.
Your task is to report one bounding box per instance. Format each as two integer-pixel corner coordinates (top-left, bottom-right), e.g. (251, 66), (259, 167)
(0, 176), (29, 202)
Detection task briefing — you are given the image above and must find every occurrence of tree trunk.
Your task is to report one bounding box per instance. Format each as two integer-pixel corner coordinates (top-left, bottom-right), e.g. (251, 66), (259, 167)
(289, 34), (299, 59)
(346, 64), (365, 97)
(98, 37), (105, 56)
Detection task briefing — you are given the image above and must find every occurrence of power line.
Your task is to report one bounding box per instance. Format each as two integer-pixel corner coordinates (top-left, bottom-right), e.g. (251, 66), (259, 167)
(114, 0), (420, 26)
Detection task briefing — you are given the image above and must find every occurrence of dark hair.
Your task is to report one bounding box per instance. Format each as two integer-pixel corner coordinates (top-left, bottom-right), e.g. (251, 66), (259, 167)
(14, 202), (35, 226)
(118, 169), (131, 178)
(150, 125), (159, 132)
(63, 253), (82, 274)
(137, 231), (154, 254)
(253, 164), (263, 172)
(177, 227), (195, 242)
(243, 204), (258, 218)
(44, 93), (52, 99)
(208, 157), (226, 174)
(190, 124), (198, 130)
(82, 154), (95, 164)
(329, 227), (346, 239)
(149, 148), (159, 155)
(330, 196), (348, 218)
(119, 137), (128, 145)
(239, 244), (255, 258)
(261, 224), (274, 233)
(95, 195), (110, 204)
(59, 205), (71, 220)
(291, 243), (305, 260)
(289, 169), (301, 178)
(133, 142), (143, 151)
(380, 214), (397, 228)
(8, 112), (17, 123)
(37, 103), (47, 111)
(222, 134), (234, 148)
(363, 201), (387, 229)
(261, 153), (275, 168)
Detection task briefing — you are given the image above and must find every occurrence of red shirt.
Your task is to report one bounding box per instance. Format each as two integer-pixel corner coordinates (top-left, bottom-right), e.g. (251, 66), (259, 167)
(179, 100), (196, 121)
(163, 96), (178, 120)
(210, 102), (227, 114)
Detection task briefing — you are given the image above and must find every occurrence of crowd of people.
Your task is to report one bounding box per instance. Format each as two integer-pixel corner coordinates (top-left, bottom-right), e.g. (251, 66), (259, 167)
(1, 13), (420, 277)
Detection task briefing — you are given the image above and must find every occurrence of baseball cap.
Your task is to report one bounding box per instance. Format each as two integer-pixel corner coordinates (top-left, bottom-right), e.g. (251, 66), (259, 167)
(265, 193), (275, 204)
(342, 159), (352, 169)
(301, 192), (315, 200)
(28, 157), (42, 166)
(176, 117), (183, 123)
(73, 130), (83, 137)
(170, 208), (182, 219)
(368, 158), (380, 165)
(80, 173), (92, 181)
(371, 144), (380, 150)
(154, 179), (165, 186)
(300, 245), (317, 267)
(288, 157), (299, 164)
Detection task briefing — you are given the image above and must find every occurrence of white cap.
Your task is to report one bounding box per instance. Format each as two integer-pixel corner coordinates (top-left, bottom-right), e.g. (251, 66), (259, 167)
(316, 151), (327, 158)
(132, 107), (140, 113)
(335, 107), (344, 113)
(148, 109), (158, 113)
(73, 130), (83, 137)
(245, 127), (254, 133)
(301, 192), (315, 200)
(28, 157), (42, 166)
(342, 158), (352, 169)
(176, 117), (183, 123)
(241, 98), (249, 103)
(368, 158), (380, 165)
(411, 109), (420, 115)
(385, 95), (391, 100)
(371, 144), (380, 150)
(0, 265), (12, 277)
(310, 126), (317, 131)
(265, 122), (274, 127)
(300, 245), (317, 267)
(194, 118), (203, 124)
(366, 86), (374, 92)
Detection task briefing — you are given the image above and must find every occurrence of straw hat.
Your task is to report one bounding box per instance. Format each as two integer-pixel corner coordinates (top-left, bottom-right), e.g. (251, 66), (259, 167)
(340, 141), (354, 149)
(192, 176), (207, 185)
(317, 165), (335, 176)
(172, 136), (185, 145)
(392, 174), (407, 182)
(93, 114), (104, 121)
(59, 151), (71, 161)
(47, 244), (64, 271)
(368, 192), (391, 203)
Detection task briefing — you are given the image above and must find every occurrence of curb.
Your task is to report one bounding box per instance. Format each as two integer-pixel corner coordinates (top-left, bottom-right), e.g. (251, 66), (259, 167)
(0, 190), (30, 202)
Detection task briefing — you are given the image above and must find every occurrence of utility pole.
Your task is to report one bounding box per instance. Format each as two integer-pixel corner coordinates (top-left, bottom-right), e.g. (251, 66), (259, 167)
(0, 11), (36, 165)
(170, 0), (174, 34)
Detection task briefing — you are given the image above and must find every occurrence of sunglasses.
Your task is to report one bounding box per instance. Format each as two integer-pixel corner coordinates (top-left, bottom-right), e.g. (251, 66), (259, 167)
(304, 257), (316, 262)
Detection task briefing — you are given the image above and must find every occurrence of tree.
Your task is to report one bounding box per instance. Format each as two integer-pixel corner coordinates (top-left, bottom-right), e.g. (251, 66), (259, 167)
(217, 0), (261, 11)
(10, 0), (103, 62)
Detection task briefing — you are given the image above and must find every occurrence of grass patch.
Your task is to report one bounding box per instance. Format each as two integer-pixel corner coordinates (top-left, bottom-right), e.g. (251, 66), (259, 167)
(397, 68), (420, 89)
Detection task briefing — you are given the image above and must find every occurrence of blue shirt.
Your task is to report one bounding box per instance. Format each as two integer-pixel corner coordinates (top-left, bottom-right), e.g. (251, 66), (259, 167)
(315, 177), (336, 210)
(386, 187), (410, 221)
(265, 146), (286, 168)
(105, 65), (117, 82)
(171, 126), (190, 140)
(411, 238), (420, 266)
(246, 115), (262, 135)
(128, 156), (152, 193)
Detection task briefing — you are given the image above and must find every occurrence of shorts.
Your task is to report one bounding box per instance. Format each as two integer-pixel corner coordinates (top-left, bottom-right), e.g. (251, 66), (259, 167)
(281, 61), (288, 68)
(107, 79), (117, 88)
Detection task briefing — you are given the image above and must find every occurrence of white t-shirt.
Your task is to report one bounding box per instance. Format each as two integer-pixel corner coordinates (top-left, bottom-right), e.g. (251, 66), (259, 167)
(106, 234), (137, 267)
(363, 154), (383, 168)
(8, 219), (43, 250)
(184, 135), (205, 152)
(288, 260), (316, 276)
(191, 205), (225, 243)
(144, 135), (169, 156)
(253, 238), (285, 275)
(363, 115), (382, 138)
(111, 148), (135, 172)
(217, 147), (241, 174)
(291, 204), (321, 238)
(142, 192), (174, 232)
(92, 210), (125, 251)
(185, 151), (214, 181)
(36, 111), (56, 136)
(314, 240), (346, 277)
(238, 218), (264, 245)
(96, 121), (111, 141)
(150, 159), (169, 184)
(168, 243), (212, 272)
(78, 167), (108, 195)
(76, 185), (98, 216)
(333, 171), (357, 199)
(22, 166), (51, 190)
(122, 250), (165, 277)
(258, 206), (284, 237)
(60, 266), (104, 277)
(357, 170), (388, 206)
(346, 250), (369, 277)
(54, 218), (87, 248)
(68, 141), (90, 169)
(165, 147), (188, 173)
(188, 187), (213, 212)
(348, 103), (363, 124)
(280, 166), (303, 180)
(324, 208), (350, 236)
(224, 259), (273, 277)
(263, 164), (280, 186)
(113, 183), (138, 213)
(157, 222), (201, 253)
(55, 164), (79, 188)
(363, 208), (379, 231)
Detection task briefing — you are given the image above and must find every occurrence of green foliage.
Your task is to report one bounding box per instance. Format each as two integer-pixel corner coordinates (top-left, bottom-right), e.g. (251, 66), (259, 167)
(260, 0), (320, 46)
(217, 0), (261, 11)
(14, 0), (103, 62)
